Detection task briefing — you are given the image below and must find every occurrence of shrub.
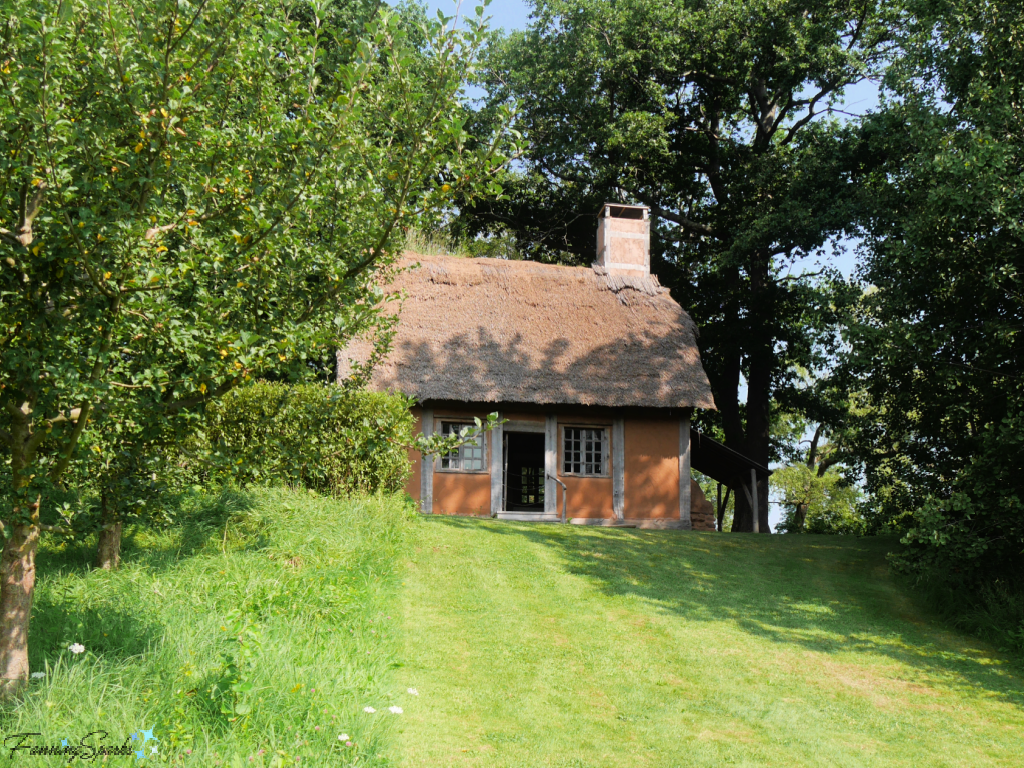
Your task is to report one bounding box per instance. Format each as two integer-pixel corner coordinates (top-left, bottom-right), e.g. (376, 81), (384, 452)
(890, 409), (1024, 651)
(200, 382), (414, 496)
(891, 410), (1024, 584)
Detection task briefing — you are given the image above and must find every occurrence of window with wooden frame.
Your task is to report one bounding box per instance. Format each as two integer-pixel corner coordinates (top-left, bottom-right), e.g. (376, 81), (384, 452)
(562, 426), (608, 476)
(438, 421), (486, 472)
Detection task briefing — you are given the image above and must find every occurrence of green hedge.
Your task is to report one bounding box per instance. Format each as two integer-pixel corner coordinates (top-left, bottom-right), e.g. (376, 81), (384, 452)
(201, 382), (413, 495)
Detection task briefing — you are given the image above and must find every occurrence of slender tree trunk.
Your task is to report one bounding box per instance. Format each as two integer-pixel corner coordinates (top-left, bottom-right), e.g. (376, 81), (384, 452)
(0, 516), (39, 701)
(94, 492), (122, 570)
(0, 411), (40, 701)
(794, 503), (808, 532)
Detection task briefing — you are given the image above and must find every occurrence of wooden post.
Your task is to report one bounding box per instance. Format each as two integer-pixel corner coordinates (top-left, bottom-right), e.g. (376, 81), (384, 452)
(490, 410), (503, 518)
(544, 415), (558, 515)
(679, 416), (692, 529)
(612, 417), (625, 521)
(750, 467), (759, 534)
(420, 407), (433, 514)
(717, 483), (722, 532)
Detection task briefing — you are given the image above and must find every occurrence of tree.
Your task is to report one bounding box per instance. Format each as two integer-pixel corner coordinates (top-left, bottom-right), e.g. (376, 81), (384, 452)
(774, 423), (864, 534)
(459, 0), (895, 531)
(0, 0), (511, 698)
(846, 0), (1024, 578)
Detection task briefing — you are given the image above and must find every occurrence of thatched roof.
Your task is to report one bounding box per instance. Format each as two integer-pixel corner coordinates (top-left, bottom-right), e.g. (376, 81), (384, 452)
(339, 253), (715, 410)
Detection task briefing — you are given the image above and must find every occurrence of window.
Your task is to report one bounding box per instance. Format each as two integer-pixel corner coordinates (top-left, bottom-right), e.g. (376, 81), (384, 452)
(439, 422), (485, 472)
(563, 427), (606, 476)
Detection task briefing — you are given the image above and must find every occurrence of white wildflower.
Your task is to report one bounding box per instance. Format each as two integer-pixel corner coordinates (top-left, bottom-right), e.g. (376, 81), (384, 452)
(68, 643), (85, 655)
(363, 707), (375, 714)
(338, 734), (350, 742)
(407, 688), (418, 696)
(30, 672), (46, 679)
(388, 706), (403, 714)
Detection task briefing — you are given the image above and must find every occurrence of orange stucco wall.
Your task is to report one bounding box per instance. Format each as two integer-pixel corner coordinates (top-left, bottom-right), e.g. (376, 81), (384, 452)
(433, 471), (491, 516)
(623, 418), (680, 518)
(405, 407), (423, 502)
(561, 476), (614, 518)
(401, 406), (694, 523)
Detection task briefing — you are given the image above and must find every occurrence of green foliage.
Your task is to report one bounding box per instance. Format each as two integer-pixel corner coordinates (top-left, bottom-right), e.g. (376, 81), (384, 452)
(774, 462), (864, 535)
(203, 612), (263, 723)
(201, 382), (414, 496)
(846, 0), (1024, 579)
(9, 487), (413, 766)
(891, 411), (1024, 583)
(0, 0), (512, 522)
(458, 0), (898, 530)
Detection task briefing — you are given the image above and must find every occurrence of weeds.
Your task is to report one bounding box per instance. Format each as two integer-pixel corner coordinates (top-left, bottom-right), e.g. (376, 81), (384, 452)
(1, 487), (411, 767)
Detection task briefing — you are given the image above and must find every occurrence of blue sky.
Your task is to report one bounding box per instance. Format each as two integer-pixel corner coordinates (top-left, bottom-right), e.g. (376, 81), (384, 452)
(424, 0), (532, 30)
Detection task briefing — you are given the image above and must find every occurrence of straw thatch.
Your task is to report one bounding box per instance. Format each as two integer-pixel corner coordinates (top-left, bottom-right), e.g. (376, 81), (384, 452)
(338, 253), (715, 410)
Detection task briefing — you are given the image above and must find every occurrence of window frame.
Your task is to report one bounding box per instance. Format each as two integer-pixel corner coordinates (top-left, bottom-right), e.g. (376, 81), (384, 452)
(434, 420), (488, 474)
(560, 424), (611, 478)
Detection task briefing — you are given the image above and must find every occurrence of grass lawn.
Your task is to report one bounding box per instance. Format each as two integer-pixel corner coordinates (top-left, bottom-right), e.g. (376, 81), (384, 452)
(2, 488), (414, 767)
(394, 518), (1024, 767)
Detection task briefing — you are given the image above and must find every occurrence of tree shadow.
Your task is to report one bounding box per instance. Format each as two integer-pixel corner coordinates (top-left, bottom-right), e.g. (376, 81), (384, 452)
(427, 517), (1024, 709)
(28, 596), (164, 670)
(364, 301), (709, 409)
(35, 486), (265, 579)
(27, 487), (266, 672)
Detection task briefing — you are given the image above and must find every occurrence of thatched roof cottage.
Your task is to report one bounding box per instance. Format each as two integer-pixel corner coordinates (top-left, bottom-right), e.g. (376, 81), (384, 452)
(340, 204), (758, 530)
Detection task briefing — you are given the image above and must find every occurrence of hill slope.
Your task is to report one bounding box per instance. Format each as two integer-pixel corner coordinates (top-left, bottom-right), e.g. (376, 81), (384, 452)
(7, 489), (412, 767)
(395, 519), (1024, 767)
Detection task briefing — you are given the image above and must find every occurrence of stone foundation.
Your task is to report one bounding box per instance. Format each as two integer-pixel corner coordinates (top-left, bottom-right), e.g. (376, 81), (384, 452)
(690, 479), (717, 531)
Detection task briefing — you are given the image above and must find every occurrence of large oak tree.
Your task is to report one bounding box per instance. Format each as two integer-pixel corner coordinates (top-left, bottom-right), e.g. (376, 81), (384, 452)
(461, 0), (897, 530)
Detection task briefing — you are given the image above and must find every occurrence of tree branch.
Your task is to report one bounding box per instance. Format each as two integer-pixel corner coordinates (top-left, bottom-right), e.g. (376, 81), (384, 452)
(806, 423), (823, 467)
(158, 378), (237, 412)
(648, 203), (714, 236)
(38, 524), (73, 536)
(47, 401), (91, 483)
(817, 454), (843, 477)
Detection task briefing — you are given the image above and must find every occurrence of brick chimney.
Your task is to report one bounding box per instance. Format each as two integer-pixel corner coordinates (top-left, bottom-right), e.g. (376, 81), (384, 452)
(595, 203), (650, 277)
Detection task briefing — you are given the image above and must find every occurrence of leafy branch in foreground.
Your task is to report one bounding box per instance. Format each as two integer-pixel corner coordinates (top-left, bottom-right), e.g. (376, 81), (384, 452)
(0, 0), (514, 699)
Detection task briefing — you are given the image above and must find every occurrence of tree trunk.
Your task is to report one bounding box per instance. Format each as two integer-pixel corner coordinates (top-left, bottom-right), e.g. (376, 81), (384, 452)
(95, 522), (123, 571)
(731, 480), (754, 532)
(94, 492), (122, 570)
(745, 254), (773, 534)
(0, 521), (40, 700)
(794, 503), (808, 532)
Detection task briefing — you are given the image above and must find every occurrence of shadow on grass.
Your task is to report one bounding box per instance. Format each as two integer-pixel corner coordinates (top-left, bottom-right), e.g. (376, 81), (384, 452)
(35, 486), (264, 575)
(28, 488), (264, 671)
(28, 596), (165, 669)
(425, 516), (1024, 710)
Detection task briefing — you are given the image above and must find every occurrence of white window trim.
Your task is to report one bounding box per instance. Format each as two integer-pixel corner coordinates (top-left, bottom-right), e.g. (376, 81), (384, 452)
(434, 419), (488, 474)
(559, 424), (611, 478)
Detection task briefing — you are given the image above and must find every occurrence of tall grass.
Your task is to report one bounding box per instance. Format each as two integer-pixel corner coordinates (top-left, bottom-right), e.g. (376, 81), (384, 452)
(402, 227), (522, 261)
(921, 578), (1024, 655)
(1, 487), (414, 767)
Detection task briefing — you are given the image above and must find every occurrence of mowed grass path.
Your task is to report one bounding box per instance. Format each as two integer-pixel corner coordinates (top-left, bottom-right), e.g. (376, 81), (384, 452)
(394, 518), (1024, 767)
